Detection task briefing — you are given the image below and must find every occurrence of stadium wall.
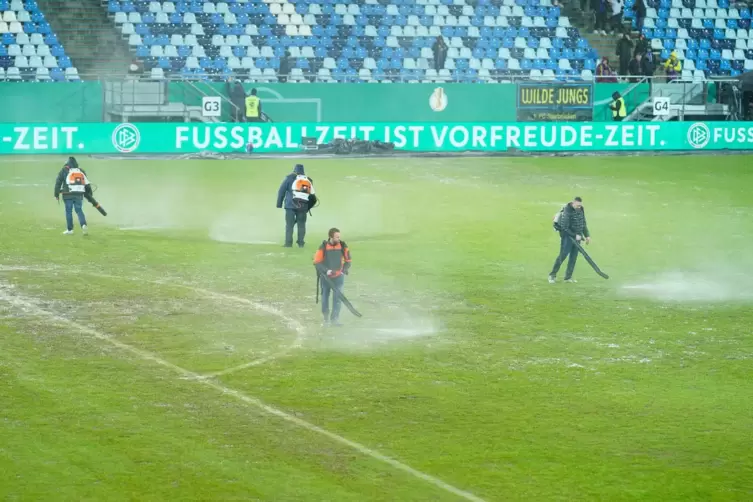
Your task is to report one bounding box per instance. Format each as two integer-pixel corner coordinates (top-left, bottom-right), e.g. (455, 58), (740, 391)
(0, 82), (647, 124)
(169, 82), (648, 123)
(0, 82), (104, 122)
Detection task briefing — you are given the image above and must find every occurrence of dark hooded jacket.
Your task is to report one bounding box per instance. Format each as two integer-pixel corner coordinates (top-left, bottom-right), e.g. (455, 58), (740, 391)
(54, 157), (92, 200)
(277, 164), (313, 210)
(226, 80), (246, 104)
(557, 202), (590, 238)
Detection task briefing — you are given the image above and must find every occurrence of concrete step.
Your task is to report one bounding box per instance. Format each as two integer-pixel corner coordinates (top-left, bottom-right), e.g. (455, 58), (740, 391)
(36, 0), (132, 77)
(563, 4), (636, 60)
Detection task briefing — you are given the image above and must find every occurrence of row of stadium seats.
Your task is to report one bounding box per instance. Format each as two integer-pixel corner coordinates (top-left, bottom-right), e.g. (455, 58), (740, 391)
(0, 54), (73, 67)
(105, 0), (736, 11)
(113, 12), (572, 27)
(0, 65), (79, 80)
(160, 54), (600, 69)
(639, 7), (752, 19)
(148, 65), (607, 81)
(137, 44), (598, 60)
(108, 0), (563, 14)
(1, 44), (70, 57)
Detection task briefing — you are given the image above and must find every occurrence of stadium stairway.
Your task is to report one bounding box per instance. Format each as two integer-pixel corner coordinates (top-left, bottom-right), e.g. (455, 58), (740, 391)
(36, 0), (132, 76)
(562, 4), (629, 64)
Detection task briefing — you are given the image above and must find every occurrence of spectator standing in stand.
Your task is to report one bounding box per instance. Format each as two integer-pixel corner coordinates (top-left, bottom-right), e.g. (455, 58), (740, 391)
(632, 0), (647, 33)
(592, 0), (609, 35)
(609, 0), (624, 35)
(616, 31), (633, 78)
(432, 36), (448, 72)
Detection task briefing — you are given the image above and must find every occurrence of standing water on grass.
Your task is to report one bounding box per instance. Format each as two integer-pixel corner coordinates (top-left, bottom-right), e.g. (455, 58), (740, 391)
(620, 270), (753, 303)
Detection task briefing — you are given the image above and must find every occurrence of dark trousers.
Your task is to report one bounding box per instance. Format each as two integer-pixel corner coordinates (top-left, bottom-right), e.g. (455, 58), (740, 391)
(550, 233), (579, 279)
(619, 58), (629, 76)
(64, 197), (86, 231)
(232, 101), (244, 122)
(285, 209), (307, 247)
(610, 13), (622, 32)
(321, 274), (345, 321)
(595, 11), (607, 31)
(434, 53), (446, 71)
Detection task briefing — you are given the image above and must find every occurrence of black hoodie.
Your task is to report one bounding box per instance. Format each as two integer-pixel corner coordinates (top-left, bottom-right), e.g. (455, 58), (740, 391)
(54, 157), (91, 200)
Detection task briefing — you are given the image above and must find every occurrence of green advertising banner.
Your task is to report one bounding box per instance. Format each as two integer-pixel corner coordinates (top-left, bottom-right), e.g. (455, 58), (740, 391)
(0, 122), (751, 154)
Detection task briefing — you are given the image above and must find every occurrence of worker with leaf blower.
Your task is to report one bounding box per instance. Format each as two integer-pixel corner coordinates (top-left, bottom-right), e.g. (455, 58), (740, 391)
(53, 156), (107, 235)
(313, 227), (356, 326)
(276, 163), (317, 248)
(549, 196), (591, 283)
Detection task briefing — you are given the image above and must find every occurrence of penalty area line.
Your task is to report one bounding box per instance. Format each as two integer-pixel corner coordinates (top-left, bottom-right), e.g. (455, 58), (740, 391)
(0, 283), (487, 502)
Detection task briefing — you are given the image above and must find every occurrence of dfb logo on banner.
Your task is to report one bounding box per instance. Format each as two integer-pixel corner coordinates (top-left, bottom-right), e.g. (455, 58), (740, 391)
(202, 96), (221, 118)
(652, 97), (670, 117)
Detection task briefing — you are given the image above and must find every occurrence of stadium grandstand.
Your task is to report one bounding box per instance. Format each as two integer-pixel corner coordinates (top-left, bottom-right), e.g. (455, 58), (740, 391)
(0, 0), (749, 87)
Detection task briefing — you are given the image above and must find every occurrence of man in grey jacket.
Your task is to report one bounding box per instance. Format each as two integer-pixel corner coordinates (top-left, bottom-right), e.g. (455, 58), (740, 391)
(549, 196), (591, 283)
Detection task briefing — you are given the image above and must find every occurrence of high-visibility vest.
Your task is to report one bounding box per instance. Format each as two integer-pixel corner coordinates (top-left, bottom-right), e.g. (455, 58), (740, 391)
(245, 96), (260, 118)
(612, 97), (626, 118)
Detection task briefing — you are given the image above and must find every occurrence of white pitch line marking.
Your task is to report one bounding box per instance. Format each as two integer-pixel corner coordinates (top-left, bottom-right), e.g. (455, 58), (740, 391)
(0, 265), (306, 379)
(0, 281), (486, 502)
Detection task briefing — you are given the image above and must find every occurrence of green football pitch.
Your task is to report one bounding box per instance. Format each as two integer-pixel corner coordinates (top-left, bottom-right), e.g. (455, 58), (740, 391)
(1, 154), (752, 501)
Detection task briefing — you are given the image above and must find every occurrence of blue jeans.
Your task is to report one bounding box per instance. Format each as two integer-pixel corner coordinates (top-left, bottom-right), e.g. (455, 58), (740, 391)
(550, 233), (579, 279)
(321, 274), (345, 322)
(64, 197), (87, 231)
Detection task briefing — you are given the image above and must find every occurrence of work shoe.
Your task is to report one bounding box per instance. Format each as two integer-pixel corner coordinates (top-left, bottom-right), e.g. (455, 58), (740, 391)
(63, 230), (73, 235)
(548, 275), (556, 284)
(82, 225), (88, 235)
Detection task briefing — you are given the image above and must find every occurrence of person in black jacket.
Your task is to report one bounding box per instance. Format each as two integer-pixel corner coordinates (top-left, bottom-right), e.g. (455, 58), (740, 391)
(628, 52), (654, 81)
(278, 50), (293, 83)
(432, 36), (448, 71)
(225, 76), (246, 122)
(634, 32), (649, 57)
(616, 32), (633, 77)
(53, 157), (91, 235)
(549, 197), (591, 283)
(276, 164), (316, 247)
(632, 0), (646, 33)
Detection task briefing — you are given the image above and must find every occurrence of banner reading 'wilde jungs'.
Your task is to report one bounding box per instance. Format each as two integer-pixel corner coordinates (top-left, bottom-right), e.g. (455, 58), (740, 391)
(516, 83), (594, 122)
